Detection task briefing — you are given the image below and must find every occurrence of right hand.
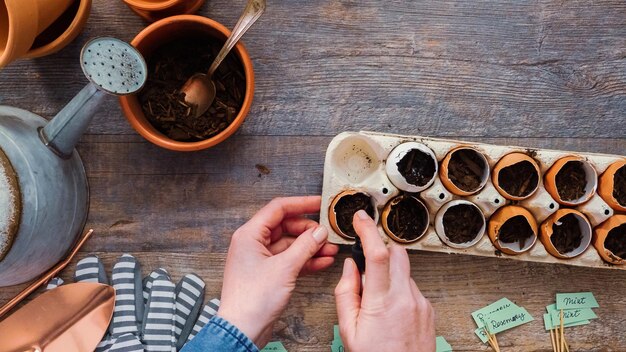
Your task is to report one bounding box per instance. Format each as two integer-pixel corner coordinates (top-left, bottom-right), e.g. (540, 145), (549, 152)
(334, 210), (436, 351)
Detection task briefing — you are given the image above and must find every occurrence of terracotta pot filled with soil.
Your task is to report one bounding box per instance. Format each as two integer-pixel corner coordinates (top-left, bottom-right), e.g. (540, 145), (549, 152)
(440, 147), (490, 196)
(598, 160), (626, 212)
(593, 215), (626, 265)
(540, 209), (592, 259)
(329, 190), (378, 240)
(382, 195), (429, 243)
(545, 156), (597, 206)
(488, 206), (538, 255)
(435, 200), (485, 249)
(386, 142), (438, 193)
(493, 153), (540, 200)
(119, 15), (254, 151)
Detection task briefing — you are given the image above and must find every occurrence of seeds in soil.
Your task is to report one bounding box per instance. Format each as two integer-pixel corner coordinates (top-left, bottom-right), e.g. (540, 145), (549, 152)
(497, 160), (539, 198)
(396, 149), (436, 187)
(550, 214), (584, 255)
(138, 37), (246, 142)
(613, 165), (626, 206)
(447, 149), (487, 192)
(498, 215), (535, 251)
(605, 223), (626, 260)
(555, 161), (587, 201)
(386, 196), (428, 242)
(442, 204), (484, 244)
(334, 193), (375, 238)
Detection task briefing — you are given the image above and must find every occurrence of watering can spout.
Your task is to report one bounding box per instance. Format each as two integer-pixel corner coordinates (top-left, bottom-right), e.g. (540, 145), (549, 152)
(40, 84), (105, 158)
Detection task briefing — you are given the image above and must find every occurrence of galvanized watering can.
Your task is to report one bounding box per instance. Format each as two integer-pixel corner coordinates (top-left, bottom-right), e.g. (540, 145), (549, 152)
(0, 37), (146, 286)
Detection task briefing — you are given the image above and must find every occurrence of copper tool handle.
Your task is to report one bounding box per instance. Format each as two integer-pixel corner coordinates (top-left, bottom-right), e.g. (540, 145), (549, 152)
(0, 229), (94, 319)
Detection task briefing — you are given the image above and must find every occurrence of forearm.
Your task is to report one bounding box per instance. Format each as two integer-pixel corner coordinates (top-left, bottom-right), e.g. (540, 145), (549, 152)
(181, 316), (259, 352)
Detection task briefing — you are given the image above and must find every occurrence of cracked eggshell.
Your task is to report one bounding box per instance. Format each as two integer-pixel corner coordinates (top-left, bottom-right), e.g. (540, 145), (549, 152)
(593, 215), (626, 265)
(492, 153), (541, 201)
(328, 190), (379, 240)
(381, 195), (430, 244)
(435, 200), (485, 249)
(488, 205), (538, 255)
(544, 156), (598, 206)
(540, 209), (593, 259)
(385, 142), (438, 193)
(598, 160), (626, 212)
(439, 146), (490, 196)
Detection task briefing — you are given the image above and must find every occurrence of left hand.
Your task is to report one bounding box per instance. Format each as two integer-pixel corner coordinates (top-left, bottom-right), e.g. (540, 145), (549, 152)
(217, 196), (339, 348)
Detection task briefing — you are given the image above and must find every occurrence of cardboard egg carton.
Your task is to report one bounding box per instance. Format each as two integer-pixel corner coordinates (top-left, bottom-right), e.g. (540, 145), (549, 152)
(320, 131), (626, 270)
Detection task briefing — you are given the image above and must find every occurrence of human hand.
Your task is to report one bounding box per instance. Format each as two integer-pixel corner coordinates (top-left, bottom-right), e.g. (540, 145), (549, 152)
(335, 210), (436, 351)
(217, 196), (339, 348)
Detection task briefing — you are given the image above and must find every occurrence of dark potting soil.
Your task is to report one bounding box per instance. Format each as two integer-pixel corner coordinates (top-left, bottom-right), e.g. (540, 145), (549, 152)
(613, 165), (626, 206)
(387, 196), (428, 241)
(448, 149), (486, 192)
(396, 149), (436, 187)
(334, 193), (375, 238)
(497, 161), (539, 197)
(139, 37), (246, 141)
(550, 214), (583, 254)
(605, 224), (626, 260)
(442, 204), (483, 244)
(555, 161), (587, 201)
(498, 215), (534, 250)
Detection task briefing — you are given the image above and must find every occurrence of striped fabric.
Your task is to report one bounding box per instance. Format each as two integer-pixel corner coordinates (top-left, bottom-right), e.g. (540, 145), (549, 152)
(45, 277), (64, 290)
(108, 333), (144, 352)
(185, 298), (220, 344)
(173, 274), (205, 350)
(143, 268), (170, 305)
(74, 255), (108, 284)
(95, 338), (114, 352)
(141, 276), (176, 352)
(110, 254), (143, 337)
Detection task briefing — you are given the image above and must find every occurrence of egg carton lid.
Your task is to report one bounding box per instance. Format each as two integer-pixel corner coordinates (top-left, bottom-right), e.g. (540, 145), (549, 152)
(0, 148), (20, 262)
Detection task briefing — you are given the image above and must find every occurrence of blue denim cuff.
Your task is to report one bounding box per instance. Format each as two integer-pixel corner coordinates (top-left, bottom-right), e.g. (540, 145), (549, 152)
(182, 315), (259, 352)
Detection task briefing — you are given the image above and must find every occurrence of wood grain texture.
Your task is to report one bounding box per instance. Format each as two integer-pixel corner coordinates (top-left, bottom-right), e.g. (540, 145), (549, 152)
(0, 0), (625, 350)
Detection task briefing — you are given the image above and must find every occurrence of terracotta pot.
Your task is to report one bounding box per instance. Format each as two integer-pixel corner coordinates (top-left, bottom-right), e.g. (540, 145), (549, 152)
(544, 156), (597, 206)
(122, 0), (205, 22)
(492, 153), (540, 200)
(329, 190), (379, 240)
(385, 142), (438, 193)
(488, 205), (538, 255)
(540, 209), (592, 259)
(119, 15), (255, 151)
(0, 0), (90, 68)
(598, 160), (626, 212)
(435, 200), (485, 249)
(439, 146), (490, 196)
(593, 215), (626, 265)
(381, 195), (429, 243)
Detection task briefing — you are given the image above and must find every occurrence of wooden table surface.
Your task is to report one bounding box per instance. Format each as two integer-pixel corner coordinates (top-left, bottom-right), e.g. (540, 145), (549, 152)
(1, 0), (625, 351)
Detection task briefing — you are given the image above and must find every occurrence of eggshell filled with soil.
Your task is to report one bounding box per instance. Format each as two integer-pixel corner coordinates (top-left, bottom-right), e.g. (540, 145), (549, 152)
(593, 215), (626, 265)
(541, 209), (593, 259)
(492, 153), (540, 200)
(545, 156), (597, 206)
(598, 160), (626, 213)
(382, 195), (429, 243)
(329, 190), (378, 240)
(440, 147), (490, 196)
(385, 142), (438, 193)
(435, 200), (485, 249)
(488, 206), (538, 255)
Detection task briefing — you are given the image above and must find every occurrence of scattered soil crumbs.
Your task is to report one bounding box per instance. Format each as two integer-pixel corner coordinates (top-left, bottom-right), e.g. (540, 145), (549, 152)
(139, 37), (246, 141)
(605, 224), (626, 260)
(396, 149), (436, 187)
(387, 196), (428, 241)
(498, 161), (539, 198)
(448, 149), (487, 192)
(613, 165), (626, 206)
(499, 215), (534, 250)
(442, 204), (484, 244)
(334, 193), (375, 238)
(255, 164), (270, 177)
(555, 161), (587, 201)
(551, 214), (583, 254)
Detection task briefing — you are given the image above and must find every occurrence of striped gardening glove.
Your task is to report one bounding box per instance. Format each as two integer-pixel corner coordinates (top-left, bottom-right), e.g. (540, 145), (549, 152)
(47, 254), (221, 352)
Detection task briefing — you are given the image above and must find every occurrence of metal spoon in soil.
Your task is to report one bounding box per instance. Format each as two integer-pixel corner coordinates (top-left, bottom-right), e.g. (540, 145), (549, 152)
(180, 0), (265, 118)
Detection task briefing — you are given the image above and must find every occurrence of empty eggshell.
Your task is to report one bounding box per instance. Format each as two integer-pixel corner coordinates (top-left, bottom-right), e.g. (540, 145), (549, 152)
(385, 142), (438, 193)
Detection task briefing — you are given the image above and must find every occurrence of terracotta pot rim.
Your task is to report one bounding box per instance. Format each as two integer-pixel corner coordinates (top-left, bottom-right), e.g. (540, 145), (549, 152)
(119, 15), (255, 152)
(382, 194), (429, 244)
(329, 190), (379, 240)
(125, 0), (205, 22)
(440, 146), (490, 196)
(0, 0), (39, 67)
(23, 0), (92, 59)
(123, 0), (181, 11)
(492, 153), (541, 201)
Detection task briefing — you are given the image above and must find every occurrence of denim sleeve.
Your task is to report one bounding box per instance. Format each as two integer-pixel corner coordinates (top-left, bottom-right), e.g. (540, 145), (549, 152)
(181, 316), (260, 352)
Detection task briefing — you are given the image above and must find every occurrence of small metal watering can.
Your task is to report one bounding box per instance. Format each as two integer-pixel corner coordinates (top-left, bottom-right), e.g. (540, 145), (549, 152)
(0, 37), (147, 286)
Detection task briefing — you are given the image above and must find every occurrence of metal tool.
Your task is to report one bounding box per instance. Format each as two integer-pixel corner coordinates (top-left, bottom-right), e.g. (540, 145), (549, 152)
(0, 37), (146, 286)
(180, 0), (265, 118)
